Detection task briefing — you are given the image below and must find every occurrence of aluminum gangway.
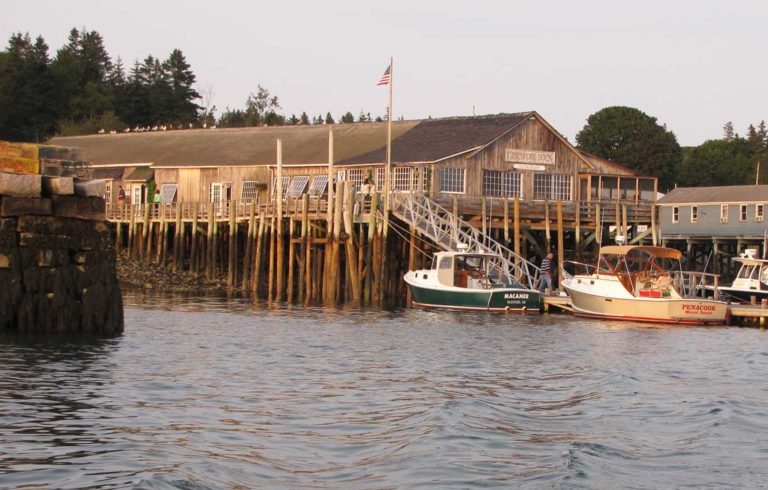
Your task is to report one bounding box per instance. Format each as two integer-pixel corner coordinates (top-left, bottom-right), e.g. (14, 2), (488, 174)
(390, 193), (541, 290)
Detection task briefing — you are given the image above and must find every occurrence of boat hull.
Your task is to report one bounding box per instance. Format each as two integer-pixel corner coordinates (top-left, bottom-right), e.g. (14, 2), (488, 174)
(405, 273), (542, 313)
(563, 279), (728, 325)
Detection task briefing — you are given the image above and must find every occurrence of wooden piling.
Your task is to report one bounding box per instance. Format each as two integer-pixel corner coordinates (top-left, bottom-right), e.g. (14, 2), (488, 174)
(275, 140), (284, 302)
(287, 216), (296, 303)
(227, 200), (237, 288)
(252, 213), (266, 297)
(299, 195), (309, 304)
(206, 202), (215, 279)
(343, 186), (361, 304)
(513, 196), (520, 273)
(190, 205), (198, 273)
(557, 200), (564, 288)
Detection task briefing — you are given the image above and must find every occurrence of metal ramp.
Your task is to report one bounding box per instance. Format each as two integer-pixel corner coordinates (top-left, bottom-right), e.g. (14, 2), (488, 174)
(391, 193), (541, 290)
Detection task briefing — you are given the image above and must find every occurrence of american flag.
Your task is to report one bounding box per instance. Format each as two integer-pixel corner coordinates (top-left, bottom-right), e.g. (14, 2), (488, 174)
(377, 65), (391, 86)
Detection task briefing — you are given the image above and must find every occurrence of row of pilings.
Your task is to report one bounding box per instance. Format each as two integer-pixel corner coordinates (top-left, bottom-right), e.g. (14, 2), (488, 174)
(113, 186), (428, 307)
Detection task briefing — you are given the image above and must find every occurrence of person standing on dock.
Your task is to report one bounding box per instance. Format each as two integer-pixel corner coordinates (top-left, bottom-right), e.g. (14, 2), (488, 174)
(539, 252), (554, 293)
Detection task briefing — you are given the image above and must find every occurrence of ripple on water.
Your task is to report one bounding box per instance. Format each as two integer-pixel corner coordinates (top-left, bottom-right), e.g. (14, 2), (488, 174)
(0, 291), (767, 488)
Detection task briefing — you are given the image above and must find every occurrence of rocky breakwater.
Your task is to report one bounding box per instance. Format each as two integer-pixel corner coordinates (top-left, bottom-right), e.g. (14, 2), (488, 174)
(0, 172), (123, 334)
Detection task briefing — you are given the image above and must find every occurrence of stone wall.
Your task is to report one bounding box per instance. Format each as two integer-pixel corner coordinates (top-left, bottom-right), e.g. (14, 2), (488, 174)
(0, 172), (123, 334)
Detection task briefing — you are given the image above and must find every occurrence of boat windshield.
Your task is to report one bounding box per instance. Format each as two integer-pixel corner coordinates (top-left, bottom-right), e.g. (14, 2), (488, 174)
(738, 264), (757, 279)
(599, 249), (680, 274)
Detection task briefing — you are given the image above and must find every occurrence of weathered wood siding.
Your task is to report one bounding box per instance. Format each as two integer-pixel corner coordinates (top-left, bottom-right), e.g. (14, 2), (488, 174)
(431, 116), (586, 202)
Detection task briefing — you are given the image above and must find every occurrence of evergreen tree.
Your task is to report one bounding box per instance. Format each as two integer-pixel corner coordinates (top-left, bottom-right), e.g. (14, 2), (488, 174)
(325, 112), (334, 124)
(312, 114), (323, 124)
(163, 49), (200, 125)
(340, 111), (354, 123)
(299, 112), (309, 125)
(0, 33), (60, 141)
(723, 121), (736, 141)
(286, 114), (299, 125)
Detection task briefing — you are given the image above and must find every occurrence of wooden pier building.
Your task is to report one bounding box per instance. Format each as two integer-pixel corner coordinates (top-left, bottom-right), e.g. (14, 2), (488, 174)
(50, 112), (658, 305)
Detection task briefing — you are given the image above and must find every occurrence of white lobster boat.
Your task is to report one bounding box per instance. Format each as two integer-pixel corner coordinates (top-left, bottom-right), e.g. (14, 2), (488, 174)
(404, 249), (543, 313)
(710, 249), (768, 303)
(561, 245), (728, 325)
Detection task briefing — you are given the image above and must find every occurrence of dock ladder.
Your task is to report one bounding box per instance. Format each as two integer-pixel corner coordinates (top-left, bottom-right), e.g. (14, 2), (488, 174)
(390, 193), (541, 290)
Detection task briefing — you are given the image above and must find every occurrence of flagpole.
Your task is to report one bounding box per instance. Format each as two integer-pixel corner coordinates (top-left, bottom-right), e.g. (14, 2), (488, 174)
(385, 57), (393, 215)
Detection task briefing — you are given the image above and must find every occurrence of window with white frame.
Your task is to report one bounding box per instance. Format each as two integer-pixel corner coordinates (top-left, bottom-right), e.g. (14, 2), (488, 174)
(241, 180), (260, 202)
(720, 204), (729, 223)
(347, 168), (364, 192)
(421, 167), (432, 193)
(691, 205), (698, 223)
(672, 206), (679, 223)
(757, 204), (764, 222)
(740, 204), (748, 221)
(286, 176), (309, 198)
(533, 174), (572, 200)
(160, 183), (178, 203)
(439, 168), (465, 193)
(393, 167), (413, 192)
(376, 168), (386, 190)
(308, 175), (328, 197)
(483, 170), (522, 198)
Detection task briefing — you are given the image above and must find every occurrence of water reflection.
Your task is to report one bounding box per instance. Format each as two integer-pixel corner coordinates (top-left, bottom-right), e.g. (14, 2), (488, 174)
(0, 290), (766, 488)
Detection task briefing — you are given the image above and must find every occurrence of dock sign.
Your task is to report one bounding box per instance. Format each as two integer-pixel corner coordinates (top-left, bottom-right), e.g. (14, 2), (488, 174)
(505, 149), (556, 166)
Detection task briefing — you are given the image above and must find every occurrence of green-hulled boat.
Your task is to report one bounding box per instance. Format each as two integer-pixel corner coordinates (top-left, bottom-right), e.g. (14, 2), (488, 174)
(404, 250), (543, 313)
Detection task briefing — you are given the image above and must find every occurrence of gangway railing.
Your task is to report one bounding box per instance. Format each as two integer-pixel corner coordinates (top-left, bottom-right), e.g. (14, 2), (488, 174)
(391, 193), (541, 290)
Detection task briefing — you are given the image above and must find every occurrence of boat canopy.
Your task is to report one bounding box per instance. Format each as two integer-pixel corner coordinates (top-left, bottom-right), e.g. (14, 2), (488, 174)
(599, 245), (682, 260)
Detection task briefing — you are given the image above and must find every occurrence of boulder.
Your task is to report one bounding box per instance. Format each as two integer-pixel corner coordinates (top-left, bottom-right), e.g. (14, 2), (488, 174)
(42, 176), (74, 196)
(0, 172), (41, 197)
(0, 197), (52, 217)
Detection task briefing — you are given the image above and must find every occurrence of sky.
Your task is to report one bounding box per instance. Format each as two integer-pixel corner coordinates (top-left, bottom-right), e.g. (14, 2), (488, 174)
(2, 0), (767, 146)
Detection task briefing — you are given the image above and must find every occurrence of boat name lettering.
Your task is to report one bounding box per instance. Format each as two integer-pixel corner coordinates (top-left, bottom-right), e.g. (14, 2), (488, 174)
(682, 304), (717, 314)
(504, 293), (529, 300)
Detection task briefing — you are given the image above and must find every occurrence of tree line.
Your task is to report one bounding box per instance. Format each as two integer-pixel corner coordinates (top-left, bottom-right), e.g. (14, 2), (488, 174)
(0, 28), (382, 142)
(575, 106), (768, 192)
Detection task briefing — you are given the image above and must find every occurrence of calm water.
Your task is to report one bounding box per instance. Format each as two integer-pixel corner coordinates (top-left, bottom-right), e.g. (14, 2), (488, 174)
(1, 292), (767, 489)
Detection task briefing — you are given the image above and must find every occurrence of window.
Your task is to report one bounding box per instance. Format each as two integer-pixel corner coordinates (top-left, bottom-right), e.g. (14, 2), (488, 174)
(439, 168), (465, 193)
(721, 204), (729, 223)
(308, 175), (328, 197)
(347, 168), (364, 192)
(271, 176), (291, 201)
(376, 168), (387, 190)
(757, 204), (764, 222)
(672, 206), (679, 223)
(336, 169), (346, 183)
(241, 181), (260, 202)
(483, 170), (522, 197)
(393, 167), (413, 191)
(104, 180), (112, 202)
(691, 206), (698, 223)
(740, 204), (748, 221)
(285, 176), (309, 198)
(421, 167), (432, 193)
(533, 174), (572, 200)
(160, 183), (177, 203)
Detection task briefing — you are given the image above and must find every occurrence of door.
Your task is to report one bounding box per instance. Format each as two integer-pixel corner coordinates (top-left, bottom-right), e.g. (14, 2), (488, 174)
(131, 184), (144, 216)
(211, 182), (225, 216)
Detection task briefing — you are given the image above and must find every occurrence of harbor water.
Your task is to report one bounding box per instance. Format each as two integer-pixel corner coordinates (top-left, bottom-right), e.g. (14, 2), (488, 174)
(1, 290), (767, 489)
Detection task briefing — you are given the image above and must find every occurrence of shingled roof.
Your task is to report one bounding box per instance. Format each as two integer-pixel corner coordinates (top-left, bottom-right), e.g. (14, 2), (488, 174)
(657, 185), (768, 204)
(49, 113), (536, 168)
(341, 113), (532, 164)
(50, 121), (419, 167)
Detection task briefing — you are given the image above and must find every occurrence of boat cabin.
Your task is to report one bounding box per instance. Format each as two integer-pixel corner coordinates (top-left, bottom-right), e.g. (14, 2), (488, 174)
(595, 246), (682, 298)
(432, 251), (505, 289)
(731, 249), (768, 292)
